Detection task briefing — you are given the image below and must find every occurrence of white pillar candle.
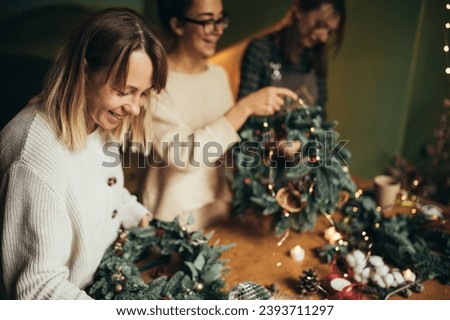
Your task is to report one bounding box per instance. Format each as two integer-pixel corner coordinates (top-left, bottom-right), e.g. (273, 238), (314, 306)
(290, 245), (305, 262)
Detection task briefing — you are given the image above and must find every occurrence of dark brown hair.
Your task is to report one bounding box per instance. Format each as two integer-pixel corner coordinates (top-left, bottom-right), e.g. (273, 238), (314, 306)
(278, 0), (346, 77)
(156, 0), (194, 50)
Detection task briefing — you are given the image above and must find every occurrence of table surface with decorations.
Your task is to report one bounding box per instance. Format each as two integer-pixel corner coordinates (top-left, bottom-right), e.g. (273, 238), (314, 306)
(201, 177), (450, 300)
(123, 160), (450, 300)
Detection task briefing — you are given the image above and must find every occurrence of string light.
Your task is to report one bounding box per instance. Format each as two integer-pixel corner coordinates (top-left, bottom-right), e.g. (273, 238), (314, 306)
(446, 3), (449, 76)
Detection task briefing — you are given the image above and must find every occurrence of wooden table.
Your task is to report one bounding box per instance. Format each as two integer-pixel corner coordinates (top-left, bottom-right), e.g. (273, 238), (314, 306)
(205, 178), (450, 300)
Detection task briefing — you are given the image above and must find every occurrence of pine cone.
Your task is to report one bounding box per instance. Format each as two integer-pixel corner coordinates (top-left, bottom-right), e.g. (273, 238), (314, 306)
(298, 268), (320, 295)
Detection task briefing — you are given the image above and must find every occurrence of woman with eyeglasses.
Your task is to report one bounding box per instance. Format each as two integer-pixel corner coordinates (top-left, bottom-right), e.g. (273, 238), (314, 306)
(0, 8), (167, 299)
(141, 0), (297, 231)
(239, 0), (346, 117)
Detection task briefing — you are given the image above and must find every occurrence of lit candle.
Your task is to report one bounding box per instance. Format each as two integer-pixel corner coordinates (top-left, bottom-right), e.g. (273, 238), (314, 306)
(403, 269), (416, 282)
(324, 227), (342, 244)
(290, 245), (305, 262)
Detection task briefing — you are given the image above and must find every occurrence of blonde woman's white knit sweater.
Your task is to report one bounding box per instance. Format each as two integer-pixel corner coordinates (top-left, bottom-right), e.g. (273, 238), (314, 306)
(0, 105), (149, 299)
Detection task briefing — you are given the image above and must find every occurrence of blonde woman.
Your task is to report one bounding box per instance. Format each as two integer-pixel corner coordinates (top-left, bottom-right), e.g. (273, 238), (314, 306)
(0, 8), (167, 299)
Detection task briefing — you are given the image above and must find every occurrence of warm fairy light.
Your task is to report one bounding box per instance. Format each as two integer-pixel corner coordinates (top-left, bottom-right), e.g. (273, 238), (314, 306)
(375, 222), (380, 228)
(263, 121), (269, 127)
(355, 189), (363, 198)
(376, 206), (382, 212)
(402, 269), (416, 282)
(310, 127), (315, 132)
(411, 208), (417, 214)
(276, 262), (282, 267)
(324, 227), (342, 244)
(404, 269), (411, 279)
(364, 236), (369, 241)
(446, 22), (450, 29)
(352, 207), (358, 212)
(445, 45), (450, 52)
(447, 3), (450, 10)
(268, 184), (273, 190)
(412, 179), (419, 186)
(446, 67), (450, 74)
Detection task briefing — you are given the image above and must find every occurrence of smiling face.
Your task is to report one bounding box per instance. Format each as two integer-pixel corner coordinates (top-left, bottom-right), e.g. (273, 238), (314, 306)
(86, 50), (153, 132)
(177, 0), (225, 59)
(296, 3), (341, 48)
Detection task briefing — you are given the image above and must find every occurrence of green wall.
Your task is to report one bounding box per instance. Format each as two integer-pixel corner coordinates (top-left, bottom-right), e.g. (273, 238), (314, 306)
(328, 0), (422, 179)
(0, 0), (446, 182)
(401, 0), (448, 165)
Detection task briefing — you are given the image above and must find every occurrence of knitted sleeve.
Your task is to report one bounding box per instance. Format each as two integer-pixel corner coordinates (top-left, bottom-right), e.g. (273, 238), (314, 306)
(150, 96), (240, 172)
(1, 162), (92, 300)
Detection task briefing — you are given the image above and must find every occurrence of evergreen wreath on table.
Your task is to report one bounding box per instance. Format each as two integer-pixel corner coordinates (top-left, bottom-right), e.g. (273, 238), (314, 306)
(314, 195), (450, 299)
(88, 219), (234, 300)
(232, 102), (356, 236)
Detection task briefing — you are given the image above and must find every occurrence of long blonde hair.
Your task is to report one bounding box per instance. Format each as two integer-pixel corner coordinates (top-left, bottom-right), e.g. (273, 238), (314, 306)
(37, 7), (167, 151)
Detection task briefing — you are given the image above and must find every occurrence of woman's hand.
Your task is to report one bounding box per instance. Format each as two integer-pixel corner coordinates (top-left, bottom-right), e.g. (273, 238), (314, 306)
(138, 213), (152, 227)
(236, 86), (298, 116)
(225, 86), (297, 131)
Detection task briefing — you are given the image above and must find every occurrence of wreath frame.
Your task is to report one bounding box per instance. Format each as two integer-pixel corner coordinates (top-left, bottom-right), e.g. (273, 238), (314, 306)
(88, 218), (234, 300)
(232, 105), (356, 235)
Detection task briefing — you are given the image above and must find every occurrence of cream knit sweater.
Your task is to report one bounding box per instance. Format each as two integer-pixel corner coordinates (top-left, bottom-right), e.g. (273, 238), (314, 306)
(142, 64), (240, 230)
(0, 105), (149, 299)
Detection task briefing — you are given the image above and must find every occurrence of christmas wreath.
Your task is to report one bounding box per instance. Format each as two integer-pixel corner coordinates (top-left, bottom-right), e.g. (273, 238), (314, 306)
(232, 103), (356, 235)
(314, 195), (450, 299)
(88, 219), (234, 299)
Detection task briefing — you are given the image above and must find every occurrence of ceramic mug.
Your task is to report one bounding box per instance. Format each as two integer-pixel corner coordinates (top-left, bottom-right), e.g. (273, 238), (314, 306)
(373, 175), (401, 209)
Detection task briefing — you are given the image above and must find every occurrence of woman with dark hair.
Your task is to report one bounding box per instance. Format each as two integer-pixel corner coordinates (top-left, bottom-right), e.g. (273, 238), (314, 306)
(0, 7), (167, 299)
(239, 0), (346, 115)
(141, 0), (297, 231)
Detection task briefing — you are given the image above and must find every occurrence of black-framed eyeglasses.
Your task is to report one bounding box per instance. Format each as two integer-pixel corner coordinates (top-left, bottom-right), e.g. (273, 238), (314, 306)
(178, 13), (230, 34)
